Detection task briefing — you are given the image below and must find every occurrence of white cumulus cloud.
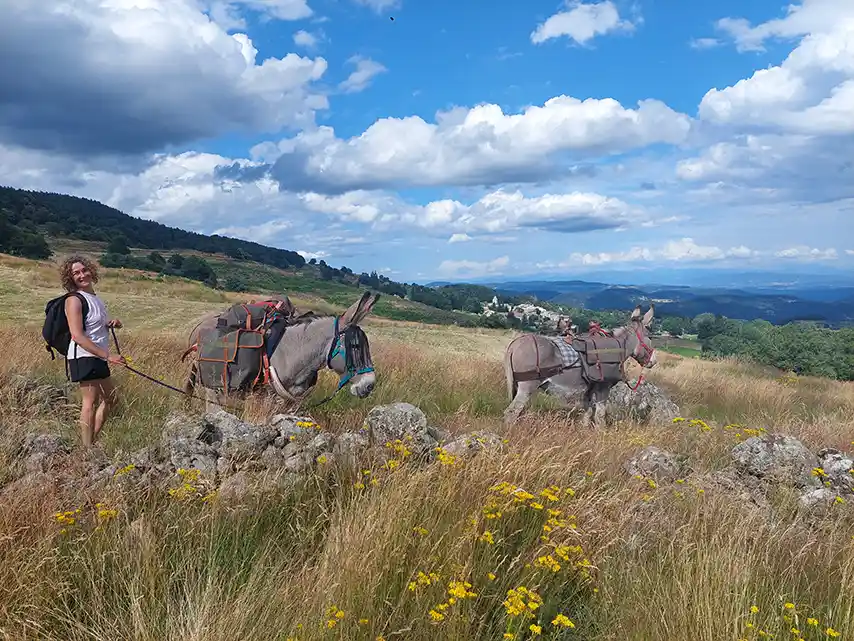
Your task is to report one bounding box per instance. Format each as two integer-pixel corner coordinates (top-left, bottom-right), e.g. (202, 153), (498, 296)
(0, 0), (329, 156)
(338, 56), (388, 94)
(260, 96), (690, 192)
(531, 1), (635, 45)
(437, 256), (510, 278)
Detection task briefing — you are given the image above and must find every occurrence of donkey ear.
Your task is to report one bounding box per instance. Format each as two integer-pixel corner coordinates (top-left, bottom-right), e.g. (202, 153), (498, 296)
(354, 292), (381, 324)
(341, 291), (372, 328)
(642, 304), (655, 327)
(630, 305), (642, 321)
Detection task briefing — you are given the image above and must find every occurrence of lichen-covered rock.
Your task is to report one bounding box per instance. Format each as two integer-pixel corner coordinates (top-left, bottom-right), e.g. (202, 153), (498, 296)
(168, 438), (218, 479)
(606, 381), (680, 424)
(205, 410), (278, 463)
(816, 448), (854, 494)
(333, 431), (370, 467)
(161, 412), (213, 445)
(442, 431), (503, 459)
(731, 434), (820, 489)
(705, 467), (771, 511)
(799, 487), (837, 509)
(624, 446), (687, 482)
(364, 402), (438, 457)
(17, 432), (72, 474)
(269, 414), (316, 442)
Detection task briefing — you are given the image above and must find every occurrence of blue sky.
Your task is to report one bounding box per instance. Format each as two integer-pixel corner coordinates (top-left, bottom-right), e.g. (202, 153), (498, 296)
(1, 0), (852, 283)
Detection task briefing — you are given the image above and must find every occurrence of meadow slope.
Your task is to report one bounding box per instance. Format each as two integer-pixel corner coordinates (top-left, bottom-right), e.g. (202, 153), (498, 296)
(1, 255), (853, 641)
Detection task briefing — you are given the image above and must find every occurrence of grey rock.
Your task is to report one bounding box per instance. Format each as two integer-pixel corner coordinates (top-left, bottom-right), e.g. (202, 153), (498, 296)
(168, 438), (218, 479)
(624, 446), (687, 482)
(799, 488), (837, 509)
(333, 431), (370, 467)
(442, 431), (503, 459)
(129, 445), (165, 470)
(218, 471), (251, 504)
(427, 425), (452, 444)
(304, 433), (334, 460)
(283, 455), (310, 474)
(606, 381), (680, 424)
(161, 412), (214, 446)
(20, 432), (71, 458)
(817, 448), (854, 494)
(205, 410), (278, 462)
(282, 441), (303, 458)
(731, 434), (820, 489)
(260, 446), (287, 470)
(365, 402), (438, 457)
(270, 414), (317, 439)
(707, 467), (770, 511)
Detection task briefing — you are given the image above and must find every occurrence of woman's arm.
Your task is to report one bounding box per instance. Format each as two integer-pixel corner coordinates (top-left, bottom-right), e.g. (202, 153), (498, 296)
(65, 295), (124, 365)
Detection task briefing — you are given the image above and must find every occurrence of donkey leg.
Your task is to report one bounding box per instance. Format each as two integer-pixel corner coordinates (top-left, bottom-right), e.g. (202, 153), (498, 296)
(182, 363), (197, 410)
(504, 380), (536, 425)
(590, 384), (609, 429)
(204, 388), (220, 414)
(580, 386), (595, 428)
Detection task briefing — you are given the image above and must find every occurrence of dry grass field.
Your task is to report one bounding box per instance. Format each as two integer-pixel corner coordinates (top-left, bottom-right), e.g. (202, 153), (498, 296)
(1, 254), (853, 641)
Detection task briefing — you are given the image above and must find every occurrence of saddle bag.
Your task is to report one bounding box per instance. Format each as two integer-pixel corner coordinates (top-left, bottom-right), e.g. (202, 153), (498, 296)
(219, 302), (274, 332)
(571, 335), (624, 384)
(197, 326), (266, 392)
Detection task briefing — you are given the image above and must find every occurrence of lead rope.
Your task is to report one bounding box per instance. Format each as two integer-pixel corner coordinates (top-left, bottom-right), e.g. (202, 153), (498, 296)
(110, 328), (235, 409)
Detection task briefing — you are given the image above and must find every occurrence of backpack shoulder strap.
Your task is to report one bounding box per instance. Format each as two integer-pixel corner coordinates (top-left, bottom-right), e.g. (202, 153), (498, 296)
(68, 291), (89, 322)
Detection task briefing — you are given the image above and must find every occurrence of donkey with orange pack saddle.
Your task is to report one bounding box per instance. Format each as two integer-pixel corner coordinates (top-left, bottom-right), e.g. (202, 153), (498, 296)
(189, 298), (298, 394)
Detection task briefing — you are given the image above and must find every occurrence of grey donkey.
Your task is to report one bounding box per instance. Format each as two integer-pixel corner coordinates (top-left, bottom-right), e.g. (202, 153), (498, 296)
(502, 305), (657, 428)
(183, 291), (380, 411)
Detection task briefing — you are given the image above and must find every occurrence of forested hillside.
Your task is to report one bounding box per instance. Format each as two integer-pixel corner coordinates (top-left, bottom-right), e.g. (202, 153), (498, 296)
(0, 186), (539, 328)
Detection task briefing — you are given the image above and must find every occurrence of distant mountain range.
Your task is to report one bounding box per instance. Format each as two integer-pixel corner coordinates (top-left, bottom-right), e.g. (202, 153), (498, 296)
(436, 277), (854, 326)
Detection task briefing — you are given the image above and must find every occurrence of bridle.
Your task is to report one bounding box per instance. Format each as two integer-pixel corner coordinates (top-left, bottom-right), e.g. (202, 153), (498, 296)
(621, 321), (656, 390)
(325, 315), (375, 390)
(271, 315), (375, 409)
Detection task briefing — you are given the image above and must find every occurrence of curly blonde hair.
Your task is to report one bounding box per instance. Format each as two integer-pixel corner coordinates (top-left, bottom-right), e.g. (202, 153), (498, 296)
(59, 254), (100, 293)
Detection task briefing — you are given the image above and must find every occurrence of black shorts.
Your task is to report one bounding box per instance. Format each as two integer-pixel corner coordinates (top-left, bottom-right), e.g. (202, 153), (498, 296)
(68, 357), (111, 383)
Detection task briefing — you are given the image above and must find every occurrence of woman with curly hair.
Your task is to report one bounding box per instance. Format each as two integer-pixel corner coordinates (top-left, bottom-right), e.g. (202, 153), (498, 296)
(60, 254), (126, 447)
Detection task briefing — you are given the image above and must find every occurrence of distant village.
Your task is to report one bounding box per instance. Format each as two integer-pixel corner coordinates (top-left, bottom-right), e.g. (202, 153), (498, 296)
(481, 295), (566, 331)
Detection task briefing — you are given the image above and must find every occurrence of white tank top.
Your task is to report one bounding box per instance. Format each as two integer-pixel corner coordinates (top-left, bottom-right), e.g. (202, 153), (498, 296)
(67, 290), (110, 360)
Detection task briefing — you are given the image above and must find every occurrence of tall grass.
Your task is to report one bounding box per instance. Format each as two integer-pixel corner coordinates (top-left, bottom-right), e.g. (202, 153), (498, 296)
(1, 266), (853, 639)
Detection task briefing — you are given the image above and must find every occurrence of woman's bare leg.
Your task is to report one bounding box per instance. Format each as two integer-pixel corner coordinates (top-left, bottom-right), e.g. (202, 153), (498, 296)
(78, 381), (100, 447)
(93, 377), (117, 440)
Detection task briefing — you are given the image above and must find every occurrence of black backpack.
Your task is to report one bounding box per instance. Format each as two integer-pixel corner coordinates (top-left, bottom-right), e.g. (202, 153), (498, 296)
(42, 292), (88, 359)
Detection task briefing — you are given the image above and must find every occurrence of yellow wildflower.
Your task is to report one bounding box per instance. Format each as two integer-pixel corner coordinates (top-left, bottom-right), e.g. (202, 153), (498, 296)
(529, 624), (542, 635)
(478, 530), (495, 545)
(552, 614), (575, 628)
(428, 609), (445, 622)
(806, 618), (818, 626)
(827, 628), (840, 637)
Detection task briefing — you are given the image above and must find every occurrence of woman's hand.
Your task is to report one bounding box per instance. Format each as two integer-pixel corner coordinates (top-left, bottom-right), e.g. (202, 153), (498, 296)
(107, 319), (123, 329)
(107, 354), (127, 366)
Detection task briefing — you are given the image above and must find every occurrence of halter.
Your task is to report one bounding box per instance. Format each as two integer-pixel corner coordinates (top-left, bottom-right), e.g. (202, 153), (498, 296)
(326, 316), (375, 391)
(621, 321), (657, 390)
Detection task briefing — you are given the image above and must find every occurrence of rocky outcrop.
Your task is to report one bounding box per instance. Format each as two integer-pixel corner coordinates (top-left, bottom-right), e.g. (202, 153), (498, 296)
(624, 445), (688, 482)
(625, 433), (853, 514)
(606, 381), (680, 424)
(2, 402), (506, 502)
